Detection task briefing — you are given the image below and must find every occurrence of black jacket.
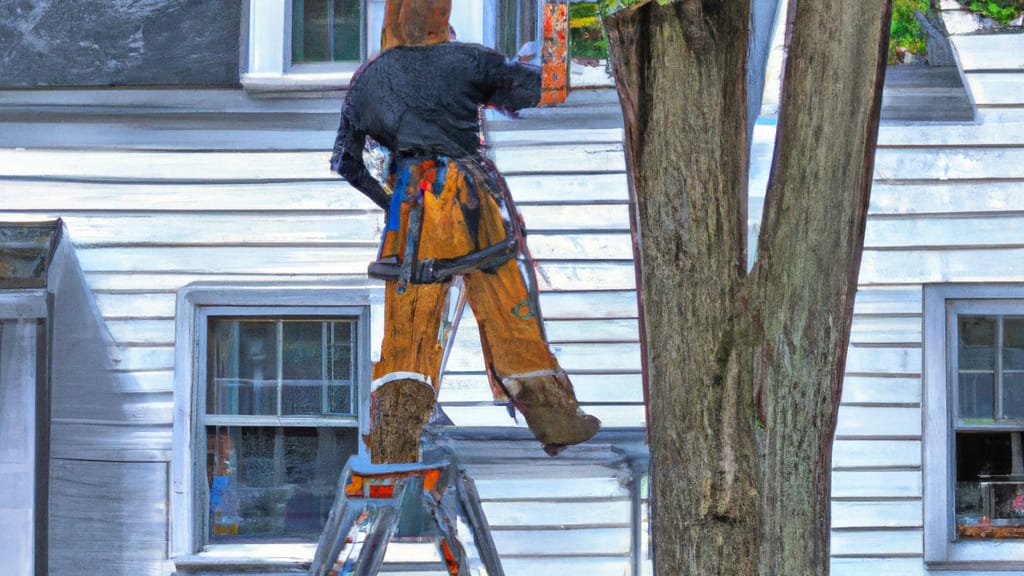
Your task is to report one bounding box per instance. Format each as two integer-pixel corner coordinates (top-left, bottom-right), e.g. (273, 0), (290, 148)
(331, 42), (542, 209)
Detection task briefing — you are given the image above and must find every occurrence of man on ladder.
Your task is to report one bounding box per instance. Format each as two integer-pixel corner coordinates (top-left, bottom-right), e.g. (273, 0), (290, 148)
(311, 2), (600, 573)
(332, 0), (600, 464)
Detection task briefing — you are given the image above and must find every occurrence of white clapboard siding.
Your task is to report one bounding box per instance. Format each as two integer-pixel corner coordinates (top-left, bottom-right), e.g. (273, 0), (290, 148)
(491, 528), (631, 556)
(852, 286), (923, 316)
(849, 316), (921, 345)
(76, 246), (378, 275)
(830, 558), (926, 576)
(483, 501), (631, 528)
(965, 73), (1024, 106)
(114, 345), (176, 372)
(873, 147), (1024, 181)
(105, 318), (176, 343)
(0, 180), (377, 211)
(438, 373), (643, 404)
(878, 121), (1024, 146)
(444, 339), (641, 374)
(831, 529), (923, 557)
(835, 407), (922, 438)
(0, 213), (384, 246)
(832, 470), (922, 499)
(832, 440), (922, 469)
(841, 376), (922, 405)
(869, 181), (1024, 216)
(441, 405), (645, 429)
(832, 500), (923, 530)
(866, 215), (1024, 249)
(84, 272), (368, 292)
(862, 248), (1024, 285)
(500, 557), (632, 576)
(954, 34), (1024, 70)
(505, 173), (629, 203)
(0, 145), (624, 182)
(845, 345), (922, 376)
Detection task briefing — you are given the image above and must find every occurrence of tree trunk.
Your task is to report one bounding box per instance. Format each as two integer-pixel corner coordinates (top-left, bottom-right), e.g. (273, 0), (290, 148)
(604, 1), (892, 574)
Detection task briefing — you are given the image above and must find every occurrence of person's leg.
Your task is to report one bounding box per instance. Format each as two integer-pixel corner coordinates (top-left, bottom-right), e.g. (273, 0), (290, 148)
(465, 257), (600, 454)
(369, 280), (449, 463)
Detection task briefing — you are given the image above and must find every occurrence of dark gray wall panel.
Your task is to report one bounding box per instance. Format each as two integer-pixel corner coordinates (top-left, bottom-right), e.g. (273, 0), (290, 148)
(0, 0), (241, 87)
(49, 458), (168, 575)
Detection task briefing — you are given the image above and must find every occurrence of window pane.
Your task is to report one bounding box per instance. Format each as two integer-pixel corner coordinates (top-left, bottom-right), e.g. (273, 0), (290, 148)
(294, 0), (330, 63)
(959, 316), (995, 370)
(959, 373), (995, 423)
(209, 320), (278, 416)
(1004, 373), (1024, 420)
(328, 321), (356, 415)
(498, 0), (539, 60)
(282, 321), (324, 416)
(955, 432), (1024, 539)
(292, 0), (361, 64)
(208, 426), (358, 541)
(1004, 318), (1024, 370)
(332, 0), (361, 62)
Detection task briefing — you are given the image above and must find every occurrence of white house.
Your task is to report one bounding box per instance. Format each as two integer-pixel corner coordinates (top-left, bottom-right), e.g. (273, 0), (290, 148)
(2, 0), (1023, 575)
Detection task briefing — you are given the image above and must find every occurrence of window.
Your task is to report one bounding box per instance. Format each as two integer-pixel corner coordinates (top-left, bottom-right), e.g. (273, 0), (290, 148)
(496, 0), (540, 61)
(242, 0), (385, 92)
(172, 285), (376, 558)
(924, 285), (1024, 567)
(205, 316), (361, 541)
(291, 0), (364, 64)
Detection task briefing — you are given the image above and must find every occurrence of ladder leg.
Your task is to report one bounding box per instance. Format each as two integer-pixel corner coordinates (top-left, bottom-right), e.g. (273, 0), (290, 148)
(426, 490), (469, 576)
(351, 505), (401, 576)
(309, 501), (363, 576)
(455, 472), (506, 576)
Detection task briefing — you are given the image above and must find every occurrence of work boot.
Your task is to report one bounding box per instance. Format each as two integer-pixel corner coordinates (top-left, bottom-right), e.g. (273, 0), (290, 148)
(503, 370), (601, 456)
(366, 378), (437, 464)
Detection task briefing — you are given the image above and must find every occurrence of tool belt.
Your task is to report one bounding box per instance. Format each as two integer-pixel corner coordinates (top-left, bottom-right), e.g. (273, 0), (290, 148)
(368, 235), (518, 285)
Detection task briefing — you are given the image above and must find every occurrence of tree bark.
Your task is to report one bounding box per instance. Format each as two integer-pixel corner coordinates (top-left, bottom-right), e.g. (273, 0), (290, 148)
(605, 1), (892, 574)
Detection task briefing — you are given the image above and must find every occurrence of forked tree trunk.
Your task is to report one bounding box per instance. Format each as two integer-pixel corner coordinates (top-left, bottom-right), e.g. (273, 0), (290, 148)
(604, 2), (892, 574)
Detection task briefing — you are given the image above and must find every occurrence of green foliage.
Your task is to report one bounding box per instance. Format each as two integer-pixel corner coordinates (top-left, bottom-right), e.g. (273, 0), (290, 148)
(889, 0), (930, 63)
(570, 2), (608, 59)
(967, 0), (1023, 23)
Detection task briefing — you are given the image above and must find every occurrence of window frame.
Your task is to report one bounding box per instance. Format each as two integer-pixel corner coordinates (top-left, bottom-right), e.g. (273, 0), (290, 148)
(241, 0), (386, 93)
(171, 283), (380, 559)
(924, 283), (1024, 568)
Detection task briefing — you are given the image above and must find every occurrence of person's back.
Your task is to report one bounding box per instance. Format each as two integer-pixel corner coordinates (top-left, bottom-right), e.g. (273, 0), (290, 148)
(343, 42), (541, 159)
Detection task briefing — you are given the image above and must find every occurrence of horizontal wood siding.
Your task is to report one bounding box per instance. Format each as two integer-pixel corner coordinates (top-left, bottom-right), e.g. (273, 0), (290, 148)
(0, 96), (640, 574)
(824, 9), (1024, 572)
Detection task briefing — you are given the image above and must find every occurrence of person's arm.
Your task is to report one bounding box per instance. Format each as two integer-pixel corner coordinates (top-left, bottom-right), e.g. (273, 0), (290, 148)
(330, 105), (391, 210)
(481, 49), (543, 112)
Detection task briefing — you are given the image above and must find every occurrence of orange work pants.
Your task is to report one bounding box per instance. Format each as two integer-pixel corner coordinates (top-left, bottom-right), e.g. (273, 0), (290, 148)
(371, 155), (562, 401)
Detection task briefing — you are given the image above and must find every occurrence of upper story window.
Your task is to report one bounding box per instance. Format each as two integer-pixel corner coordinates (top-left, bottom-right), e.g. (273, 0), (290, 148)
(242, 0), (382, 92)
(924, 285), (1024, 567)
(291, 0), (364, 65)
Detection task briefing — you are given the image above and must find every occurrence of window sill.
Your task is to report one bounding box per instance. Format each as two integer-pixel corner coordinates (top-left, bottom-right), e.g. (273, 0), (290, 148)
(926, 538), (1024, 570)
(173, 543), (314, 575)
(240, 72), (356, 94)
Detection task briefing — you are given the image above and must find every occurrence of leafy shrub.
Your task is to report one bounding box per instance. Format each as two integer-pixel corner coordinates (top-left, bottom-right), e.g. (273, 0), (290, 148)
(967, 0), (1023, 23)
(890, 0), (930, 63)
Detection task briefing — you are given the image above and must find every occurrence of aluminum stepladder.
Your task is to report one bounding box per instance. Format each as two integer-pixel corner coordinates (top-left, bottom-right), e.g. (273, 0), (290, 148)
(307, 449), (505, 576)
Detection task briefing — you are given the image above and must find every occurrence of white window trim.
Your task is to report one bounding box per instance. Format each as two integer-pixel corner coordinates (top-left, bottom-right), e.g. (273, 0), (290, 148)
(241, 0), (387, 93)
(924, 283), (1024, 569)
(170, 282), (383, 559)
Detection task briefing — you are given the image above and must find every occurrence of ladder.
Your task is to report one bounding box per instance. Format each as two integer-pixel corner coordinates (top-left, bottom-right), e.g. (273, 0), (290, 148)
(307, 450), (505, 576)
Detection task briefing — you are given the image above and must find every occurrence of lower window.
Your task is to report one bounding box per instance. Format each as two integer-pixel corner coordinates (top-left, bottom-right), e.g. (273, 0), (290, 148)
(924, 285), (1024, 566)
(202, 314), (364, 543)
(953, 314), (1024, 540)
